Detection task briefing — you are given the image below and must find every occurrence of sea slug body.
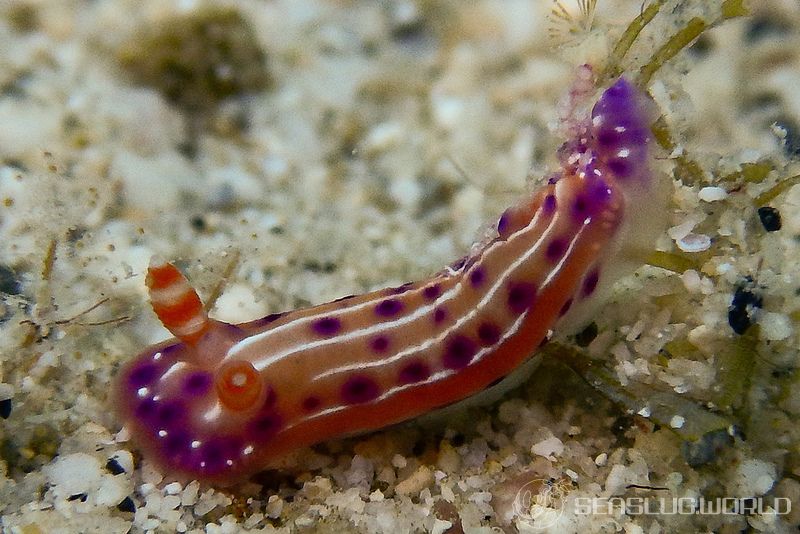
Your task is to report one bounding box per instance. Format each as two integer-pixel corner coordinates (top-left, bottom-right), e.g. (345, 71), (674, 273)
(114, 76), (665, 485)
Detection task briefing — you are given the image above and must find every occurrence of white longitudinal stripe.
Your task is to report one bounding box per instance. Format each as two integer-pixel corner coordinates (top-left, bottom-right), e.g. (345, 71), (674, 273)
(312, 199), (591, 383)
(159, 361), (187, 382)
(227, 197), (569, 362)
(149, 282), (194, 306)
(231, 284), (447, 361)
(228, 192), (554, 371)
(308, 179), (579, 382)
(311, 203), (615, 416)
(230, 259), (488, 366)
(282, 315), (529, 432)
(232, 292), (451, 371)
(310, 217), (563, 382)
(233, 179), (613, 386)
(322, 180), (622, 391)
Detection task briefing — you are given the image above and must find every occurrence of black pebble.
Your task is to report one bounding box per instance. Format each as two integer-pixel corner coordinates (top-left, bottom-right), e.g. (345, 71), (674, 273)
(757, 206), (782, 232)
(117, 496), (136, 513)
(681, 429), (733, 467)
(0, 265), (21, 295)
(190, 215), (207, 232)
(728, 280), (763, 335)
(575, 322), (598, 347)
(0, 398), (11, 419)
(611, 415), (634, 445)
(105, 457), (126, 475)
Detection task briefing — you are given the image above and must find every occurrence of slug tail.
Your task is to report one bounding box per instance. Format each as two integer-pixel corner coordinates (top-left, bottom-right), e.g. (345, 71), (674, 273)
(554, 77), (670, 335)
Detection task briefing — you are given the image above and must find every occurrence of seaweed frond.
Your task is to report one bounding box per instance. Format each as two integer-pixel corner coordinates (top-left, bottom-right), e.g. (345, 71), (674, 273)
(636, 0), (751, 87)
(602, 0), (667, 82)
(754, 174), (800, 207)
(637, 17), (708, 87)
(650, 116), (707, 185)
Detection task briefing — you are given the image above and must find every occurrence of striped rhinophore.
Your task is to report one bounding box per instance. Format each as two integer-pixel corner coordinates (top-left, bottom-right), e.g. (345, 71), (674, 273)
(146, 259), (209, 345)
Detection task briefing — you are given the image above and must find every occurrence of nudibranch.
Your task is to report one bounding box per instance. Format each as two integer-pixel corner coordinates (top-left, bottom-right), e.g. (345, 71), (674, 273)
(114, 76), (668, 485)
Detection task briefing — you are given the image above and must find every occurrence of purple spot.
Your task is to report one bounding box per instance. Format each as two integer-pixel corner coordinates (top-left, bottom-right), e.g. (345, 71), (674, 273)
(311, 316), (342, 336)
(597, 128), (619, 147)
(477, 322), (501, 345)
(559, 298), (573, 317)
(543, 194), (557, 214)
(583, 269), (600, 297)
(183, 371), (212, 396)
(607, 157), (632, 178)
(423, 284), (441, 300)
(433, 307), (447, 323)
(341, 375), (381, 404)
(370, 335), (390, 353)
(497, 210), (510, 235)
(196, 436), (242, 472)
(135, 398), (157, 420)
(571, 176), (612, 221)
(198, 441), (225, 471)
(375, 299), (404, 317)
(156, 400), (185, 427)
(128, 363), (159, 388)
(545, 239), (567, 262)
(302, 396), (321, 412)
(588, 176), (612, 200)
(248, 413), (283, 440)
(163, 429), (191, 458)
(507, 282), (537, 314)
(398, 360), (431, 384)
(469, 267), (486, 287)
(443, 335), (477, 369)
(572, 194), (590, 220)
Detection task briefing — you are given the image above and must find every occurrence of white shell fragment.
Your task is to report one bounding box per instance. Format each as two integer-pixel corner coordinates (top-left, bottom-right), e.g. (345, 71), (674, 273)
(676, 233), (712, 252)
(698, 186), (728, 202)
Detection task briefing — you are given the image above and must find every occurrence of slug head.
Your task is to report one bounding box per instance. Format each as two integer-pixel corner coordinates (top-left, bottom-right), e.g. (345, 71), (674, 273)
(114, 321), (280, 485)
